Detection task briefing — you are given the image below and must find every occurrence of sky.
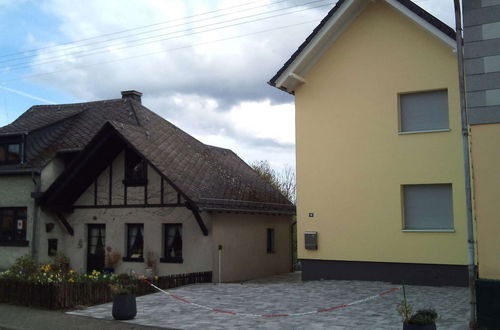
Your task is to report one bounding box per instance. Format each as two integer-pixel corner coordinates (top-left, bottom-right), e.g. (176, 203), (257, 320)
(0, 0), (455, 171)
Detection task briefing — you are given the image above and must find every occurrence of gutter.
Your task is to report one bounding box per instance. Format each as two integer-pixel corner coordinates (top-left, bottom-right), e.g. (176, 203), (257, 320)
(454, 1), (477, 328)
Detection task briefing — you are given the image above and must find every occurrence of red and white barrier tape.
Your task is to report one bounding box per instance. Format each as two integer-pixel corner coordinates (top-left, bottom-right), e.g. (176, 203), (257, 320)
(140, 278), (400, 318)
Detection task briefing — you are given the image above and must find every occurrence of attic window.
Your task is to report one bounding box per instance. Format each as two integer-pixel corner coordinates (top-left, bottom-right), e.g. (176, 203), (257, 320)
(124, 148), (147, 186)
(0, 141), (22, 165)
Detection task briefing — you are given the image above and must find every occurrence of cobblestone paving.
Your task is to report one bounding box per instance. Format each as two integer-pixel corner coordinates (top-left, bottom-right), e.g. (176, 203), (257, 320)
(68, 272), (469, 330)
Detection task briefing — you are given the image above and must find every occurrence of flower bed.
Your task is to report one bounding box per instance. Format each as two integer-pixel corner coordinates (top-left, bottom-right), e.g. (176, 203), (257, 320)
(0, 255), (212, 309)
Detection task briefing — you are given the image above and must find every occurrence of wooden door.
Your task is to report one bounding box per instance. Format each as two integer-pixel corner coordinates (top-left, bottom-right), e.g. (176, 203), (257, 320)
(87, 224), (105, 272)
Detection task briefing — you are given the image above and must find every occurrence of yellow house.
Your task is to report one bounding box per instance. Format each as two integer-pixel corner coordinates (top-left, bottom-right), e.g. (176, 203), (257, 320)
(270, 0), (469, 286)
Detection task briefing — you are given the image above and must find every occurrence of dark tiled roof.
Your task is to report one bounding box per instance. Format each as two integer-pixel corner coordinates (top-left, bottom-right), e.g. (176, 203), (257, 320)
(268, 0), (456, 88)
(0, 96), (294, 214)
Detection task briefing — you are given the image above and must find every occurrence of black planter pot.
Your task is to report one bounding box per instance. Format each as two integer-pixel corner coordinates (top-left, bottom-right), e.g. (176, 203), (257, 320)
(403, 323), (436, 330)
(112, 294), (137, 320)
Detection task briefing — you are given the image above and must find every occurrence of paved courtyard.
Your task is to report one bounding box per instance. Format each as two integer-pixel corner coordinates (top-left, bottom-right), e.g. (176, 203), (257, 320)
(68, 272), (469, 330)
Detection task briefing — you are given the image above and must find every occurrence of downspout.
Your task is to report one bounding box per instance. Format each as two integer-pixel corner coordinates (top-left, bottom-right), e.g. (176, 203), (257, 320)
(31, 172), (41, 262)
(453, 1), (476, 328)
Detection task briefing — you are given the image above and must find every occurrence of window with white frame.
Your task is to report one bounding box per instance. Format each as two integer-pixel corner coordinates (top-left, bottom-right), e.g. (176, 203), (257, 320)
(399, 90), (449, 133)
(402, 184), (454, 230)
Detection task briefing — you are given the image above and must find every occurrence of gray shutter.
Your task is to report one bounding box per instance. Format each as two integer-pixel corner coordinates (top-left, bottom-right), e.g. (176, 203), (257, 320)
(403, 184), (454, 230)
(400, 90), (449, 132)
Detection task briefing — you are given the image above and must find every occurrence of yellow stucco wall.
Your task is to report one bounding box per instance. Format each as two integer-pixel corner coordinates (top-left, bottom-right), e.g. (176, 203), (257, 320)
(294, 1), (468, 265)
(470, 124), (500, 280)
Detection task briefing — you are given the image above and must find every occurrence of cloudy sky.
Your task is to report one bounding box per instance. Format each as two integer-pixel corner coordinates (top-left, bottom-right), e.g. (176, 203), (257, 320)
(0, 0), (455, 170)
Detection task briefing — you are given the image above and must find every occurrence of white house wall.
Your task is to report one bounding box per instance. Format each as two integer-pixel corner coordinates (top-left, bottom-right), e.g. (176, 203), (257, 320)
(61, 207), (212, 275)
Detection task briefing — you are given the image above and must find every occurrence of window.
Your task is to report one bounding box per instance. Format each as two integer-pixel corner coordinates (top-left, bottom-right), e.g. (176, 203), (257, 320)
(399, 90), (449, 133)
(48, 239), (58, 256)
(0, 142), (22, 165)
(402, 184), (454, 230)
(125, 224), (144, 261)
(162, 224), (182, 263)
(267, 228), (275, 253)
(124, 148), (147, 186)
(0, 208), (27, 246)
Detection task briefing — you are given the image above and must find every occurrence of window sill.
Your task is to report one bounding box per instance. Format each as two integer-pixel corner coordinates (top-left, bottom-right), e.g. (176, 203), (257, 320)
(402, 229), (455, 233)
(122, 257), (144, 262)
(0, 240), (29, 247)
(398, 129), (450, 135)
(160, 257), (183, 264)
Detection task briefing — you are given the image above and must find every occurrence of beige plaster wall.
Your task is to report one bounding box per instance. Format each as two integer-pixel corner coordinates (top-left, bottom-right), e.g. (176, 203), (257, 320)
(294, 0), (468, 265)
(211, 213), (292, 282)
(470, 124), (500, 280)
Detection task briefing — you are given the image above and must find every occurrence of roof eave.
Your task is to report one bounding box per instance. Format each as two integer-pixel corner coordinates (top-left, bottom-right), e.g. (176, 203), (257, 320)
(269, 0), (457, 94)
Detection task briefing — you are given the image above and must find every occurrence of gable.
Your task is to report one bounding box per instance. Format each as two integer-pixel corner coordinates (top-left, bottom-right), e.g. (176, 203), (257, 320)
(269, 0), (456, 93)
(74, 150), (183, 207)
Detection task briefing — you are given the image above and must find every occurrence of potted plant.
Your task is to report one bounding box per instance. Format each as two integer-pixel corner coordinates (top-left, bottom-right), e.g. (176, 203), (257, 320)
(110, 282), (137, 320)
(397, 283), (438, 330)
(104, 249), (121, 273)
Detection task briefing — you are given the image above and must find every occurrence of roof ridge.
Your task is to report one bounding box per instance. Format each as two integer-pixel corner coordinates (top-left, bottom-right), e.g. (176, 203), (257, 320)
(269, 0), (456, 88)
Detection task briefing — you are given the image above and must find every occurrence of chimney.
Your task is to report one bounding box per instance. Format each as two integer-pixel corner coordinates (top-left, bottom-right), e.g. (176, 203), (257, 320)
(121, 90), (142, 103)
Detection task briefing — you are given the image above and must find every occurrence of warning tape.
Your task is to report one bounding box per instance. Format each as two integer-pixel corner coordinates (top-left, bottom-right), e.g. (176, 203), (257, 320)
(140, 278), (400, 318)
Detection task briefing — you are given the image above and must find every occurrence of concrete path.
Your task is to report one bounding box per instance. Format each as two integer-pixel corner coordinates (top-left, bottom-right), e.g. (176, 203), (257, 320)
(0, 303), (172, 330)
(68, 272), (469, 330)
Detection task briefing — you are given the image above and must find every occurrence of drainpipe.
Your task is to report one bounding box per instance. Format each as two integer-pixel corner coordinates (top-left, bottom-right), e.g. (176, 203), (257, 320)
(31, 172), (41, 262)
(218, 245), (223, 284)
(454, 1), (476, 328)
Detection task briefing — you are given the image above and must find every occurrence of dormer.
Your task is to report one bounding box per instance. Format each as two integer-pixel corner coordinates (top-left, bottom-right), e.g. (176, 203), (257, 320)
(0, 134), (24, 165)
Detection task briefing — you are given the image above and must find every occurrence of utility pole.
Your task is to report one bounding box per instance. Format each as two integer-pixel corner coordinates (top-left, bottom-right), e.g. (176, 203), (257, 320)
(453, 1), (476, 328)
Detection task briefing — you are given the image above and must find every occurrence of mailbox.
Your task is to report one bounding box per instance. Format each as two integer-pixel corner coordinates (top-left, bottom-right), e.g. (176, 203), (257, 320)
(304, 231), (318, 250)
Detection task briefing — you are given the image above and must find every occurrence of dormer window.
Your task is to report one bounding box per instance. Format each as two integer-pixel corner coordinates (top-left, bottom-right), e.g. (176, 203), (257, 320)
(124, 148), (147, 186)
(0, 137), (23, 165)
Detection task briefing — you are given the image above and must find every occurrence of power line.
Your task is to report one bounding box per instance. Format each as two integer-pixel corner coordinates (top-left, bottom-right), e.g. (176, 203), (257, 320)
(0, 0), (319, 62)
(0, 19), (320, 84)
(2, 1), (332, 72)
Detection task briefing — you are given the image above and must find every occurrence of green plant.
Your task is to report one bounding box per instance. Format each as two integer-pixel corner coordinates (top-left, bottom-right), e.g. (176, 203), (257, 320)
(397, 282), (438, 325)
(407, 308), (438, 325)
(109, 282), (136, 295)
(50, 252), (70, 273)
(397, 282), (413, 322)
(9, 255), (38, 278)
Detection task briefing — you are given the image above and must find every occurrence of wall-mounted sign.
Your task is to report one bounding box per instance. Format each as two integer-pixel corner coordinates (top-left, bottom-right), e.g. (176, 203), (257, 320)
(17, 219), (23, 230)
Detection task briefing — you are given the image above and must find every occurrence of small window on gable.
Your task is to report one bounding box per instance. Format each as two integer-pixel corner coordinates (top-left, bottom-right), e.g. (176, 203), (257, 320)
(399, 90), (449, 133)
(0, 138), (22, 165)
(402, 184), (454, 231)
(124, 148), (147, 186)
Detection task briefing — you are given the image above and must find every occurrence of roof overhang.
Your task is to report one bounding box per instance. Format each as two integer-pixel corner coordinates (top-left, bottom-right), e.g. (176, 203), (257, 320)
(269, 0), (457, 93)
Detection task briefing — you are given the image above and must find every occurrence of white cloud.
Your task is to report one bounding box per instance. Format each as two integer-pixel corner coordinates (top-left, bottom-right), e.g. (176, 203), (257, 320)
(19, 0), (455, 171)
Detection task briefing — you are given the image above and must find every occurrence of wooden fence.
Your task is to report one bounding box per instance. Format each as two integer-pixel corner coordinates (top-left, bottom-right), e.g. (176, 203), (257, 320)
(0, 271), (212, 309)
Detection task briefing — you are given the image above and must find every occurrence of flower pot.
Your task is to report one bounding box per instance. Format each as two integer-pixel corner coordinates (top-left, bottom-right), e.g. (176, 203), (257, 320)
(403, 323), (436, 330)
(112, 294), (137, 320)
